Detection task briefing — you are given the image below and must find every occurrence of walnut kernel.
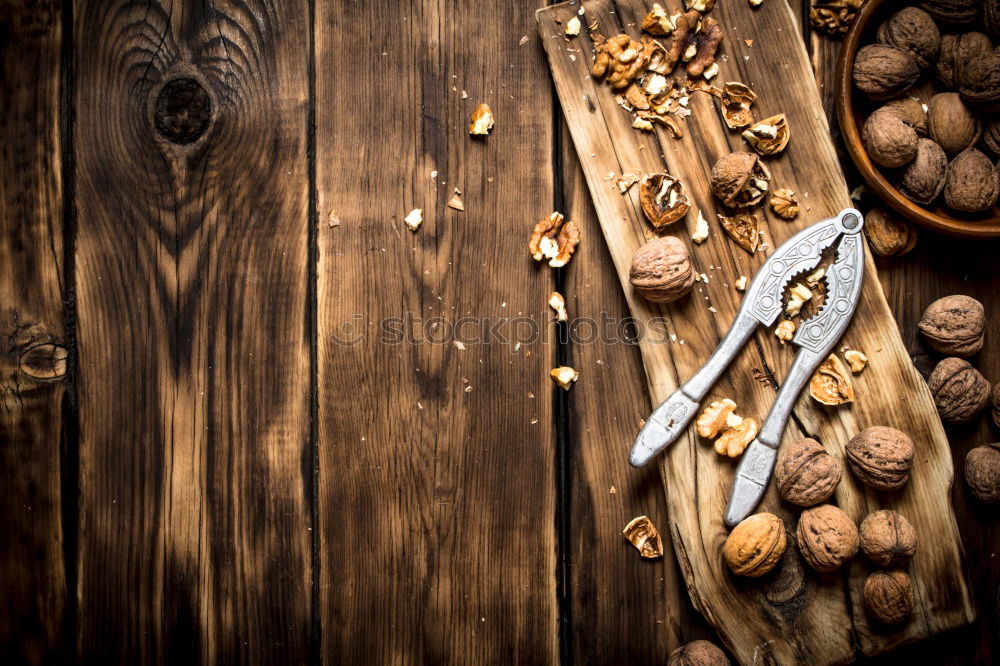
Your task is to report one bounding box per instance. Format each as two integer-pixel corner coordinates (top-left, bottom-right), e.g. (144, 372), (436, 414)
(775, 320), (796, 344)
(550, 366), (579, 390)
(844, 349), (868, 373)
(714, 415), (758, 457)
(770, 189), (800, 219)
(469, 103), (495, 135)
(529, 212), (580, 268)
(641, 3), (673, 36)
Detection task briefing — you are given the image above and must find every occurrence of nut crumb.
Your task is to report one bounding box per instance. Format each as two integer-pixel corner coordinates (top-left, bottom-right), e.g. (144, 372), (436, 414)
(735, 276), (748, 291)
(404, 208), (423, 231)
(691, 210), (709, 243)
(623, 516), (664, 558)
(564, 16), (581, 37)
(519, 35), (529, 46)
(548, 291), (569, 322)
(785, 283), (812, 317)
(844, 349), (868, 373)
(775, 319), (796, 344)
(453, 340), (466, 351)
(328, 210), (341, 227)
(447, 194), (465, 211)
(550, 366), (579, 390)
(469, 103), (495, 136)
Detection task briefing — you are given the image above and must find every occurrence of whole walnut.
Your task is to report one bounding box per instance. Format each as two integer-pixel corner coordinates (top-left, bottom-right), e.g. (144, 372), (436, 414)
(936, 32), (993, 90)
(987, 0), (1000, 41)
(859, 510), (918, 567)
(983, 118), (1000, 156)
(927, 93), (981, 155)
(863, 110), (919, 168)
(795, 504), (859, 572)
(709, 152), (771, 208)
(919, 0), (980, 25)
(863, 570), (915, 626)
(918, 294), (985, 356)
(774, 437), (842, 507)
(846, 426), (914, 491)
(965, 443), (1000, 503)
(863, 207), (917, 256)
(943, 148), (1000, 213)
(723, 512), (786, 577)
(878, 98), (929, 136)
(877, 7), (941, 69)
(900, 138), (948, 204)
(667, 640), (731, 666)
(959, 52), (1000, 110)
(629, 236), (695, 303)
(992, 383), (1000, 429)
(853, 44), (920, 100)
(928, 356), (990, 424)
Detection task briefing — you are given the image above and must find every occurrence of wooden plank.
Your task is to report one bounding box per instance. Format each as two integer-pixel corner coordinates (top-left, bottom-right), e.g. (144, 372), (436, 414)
(539, 0), (975, 663)
(73, 1), (312, 661)
(561, 124), (715, 660)
(0, 2), (69, 663)
(315, 1), (559, 661)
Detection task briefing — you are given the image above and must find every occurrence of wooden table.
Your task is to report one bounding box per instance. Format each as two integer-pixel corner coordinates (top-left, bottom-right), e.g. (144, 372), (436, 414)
(0, 1), (996, 663)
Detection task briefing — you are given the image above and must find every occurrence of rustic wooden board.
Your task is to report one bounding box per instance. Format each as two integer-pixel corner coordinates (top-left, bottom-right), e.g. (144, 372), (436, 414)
(539, 0), (975, 663)
(0, 2), (69, 662)
(315, 0), (559, 661)
(73, 1), (312, 661)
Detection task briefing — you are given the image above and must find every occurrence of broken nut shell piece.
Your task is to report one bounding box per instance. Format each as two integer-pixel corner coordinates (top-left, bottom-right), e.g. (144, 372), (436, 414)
(810, 353), (855, 405)
(742, 114), (790, 155)
(623, 515), (664, 558)
(721, 82), (758, 130)
(469, 103), (495, 135)
(718, 212), (761, 253)
(550, 366), (579, 390)
(639, 173), (690, 228)
(641, 3), (673, 35)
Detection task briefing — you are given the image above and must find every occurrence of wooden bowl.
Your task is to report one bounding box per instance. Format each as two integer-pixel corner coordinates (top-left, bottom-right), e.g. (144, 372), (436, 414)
(835, 0), (1000, 238)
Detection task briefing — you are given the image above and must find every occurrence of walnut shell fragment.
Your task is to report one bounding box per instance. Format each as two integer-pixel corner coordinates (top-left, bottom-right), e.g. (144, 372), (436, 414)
(846, 426), (914, 491)
(774, 437), (843, 507)
(965, 443), (1000, 504)
(721, 82), (758, 130)
(742, 114), (790, 156)
(710, 152), (771, 207)
(718, 212), (761, 253)
(809, 354), (855, 406)
(641, 3), (673, 36)
(667, 640), (731, 666)
(796, 504), (859, 572)
(918, 294), (985, 356)
(723, 512), (787, 577)
(639, 173), (690, 228)
(622, 515), (664, 558)
(863, 570), (914, 626)
(529, 212), (580, 268)
(928, 356), (990, 424)
(629, 236), (696, 303)
(860, 510), (917, 567)
(770, 189), (800, 219)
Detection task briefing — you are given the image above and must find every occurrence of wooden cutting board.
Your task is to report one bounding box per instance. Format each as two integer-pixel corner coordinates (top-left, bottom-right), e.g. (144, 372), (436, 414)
(537, 1), (975, 663)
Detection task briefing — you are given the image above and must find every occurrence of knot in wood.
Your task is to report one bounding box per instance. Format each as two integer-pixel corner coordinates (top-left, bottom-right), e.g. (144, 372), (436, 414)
(153, 77), (211, 144)
(19, 343), (67, 380)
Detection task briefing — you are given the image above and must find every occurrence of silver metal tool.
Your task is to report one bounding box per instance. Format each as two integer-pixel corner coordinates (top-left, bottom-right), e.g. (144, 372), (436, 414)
(628, 208), (865, 527)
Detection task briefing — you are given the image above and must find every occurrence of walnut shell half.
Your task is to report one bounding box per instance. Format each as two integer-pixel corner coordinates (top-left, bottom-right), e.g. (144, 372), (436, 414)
(629, 236), (695, 304)
(918, 294), (985, 356)
(639, 173), (690, 228)
(965, 443), (1000, 503)
(723, 512), (786, 577)
(860, 510), (917, 567)
(809, 354), (855, 406)
(796, 504), (859, 572)
(846, 426), (914, 491)
(853, 44), (920, 100)
(709, 152), (771, 207)
(741, 114), (790, 156)
(775, 437), (842, 507)
(928, 356), (990, 424)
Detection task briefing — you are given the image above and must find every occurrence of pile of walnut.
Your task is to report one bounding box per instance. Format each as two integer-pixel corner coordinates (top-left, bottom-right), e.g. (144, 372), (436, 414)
(853, 4), (1000, 215)
(723, 426), (921, 626)
(916, 293), (1000, 504)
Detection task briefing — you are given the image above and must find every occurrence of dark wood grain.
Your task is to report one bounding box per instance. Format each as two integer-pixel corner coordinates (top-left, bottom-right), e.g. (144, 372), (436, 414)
(0, 2), (69, 663)
(315, 1), (558, 662)
(73, 1), (312, 662)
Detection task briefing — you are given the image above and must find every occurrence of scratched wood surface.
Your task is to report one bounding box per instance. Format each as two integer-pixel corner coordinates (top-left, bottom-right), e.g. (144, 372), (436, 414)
(538, 0), (975, 662)
(0, 0), (998, 663)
